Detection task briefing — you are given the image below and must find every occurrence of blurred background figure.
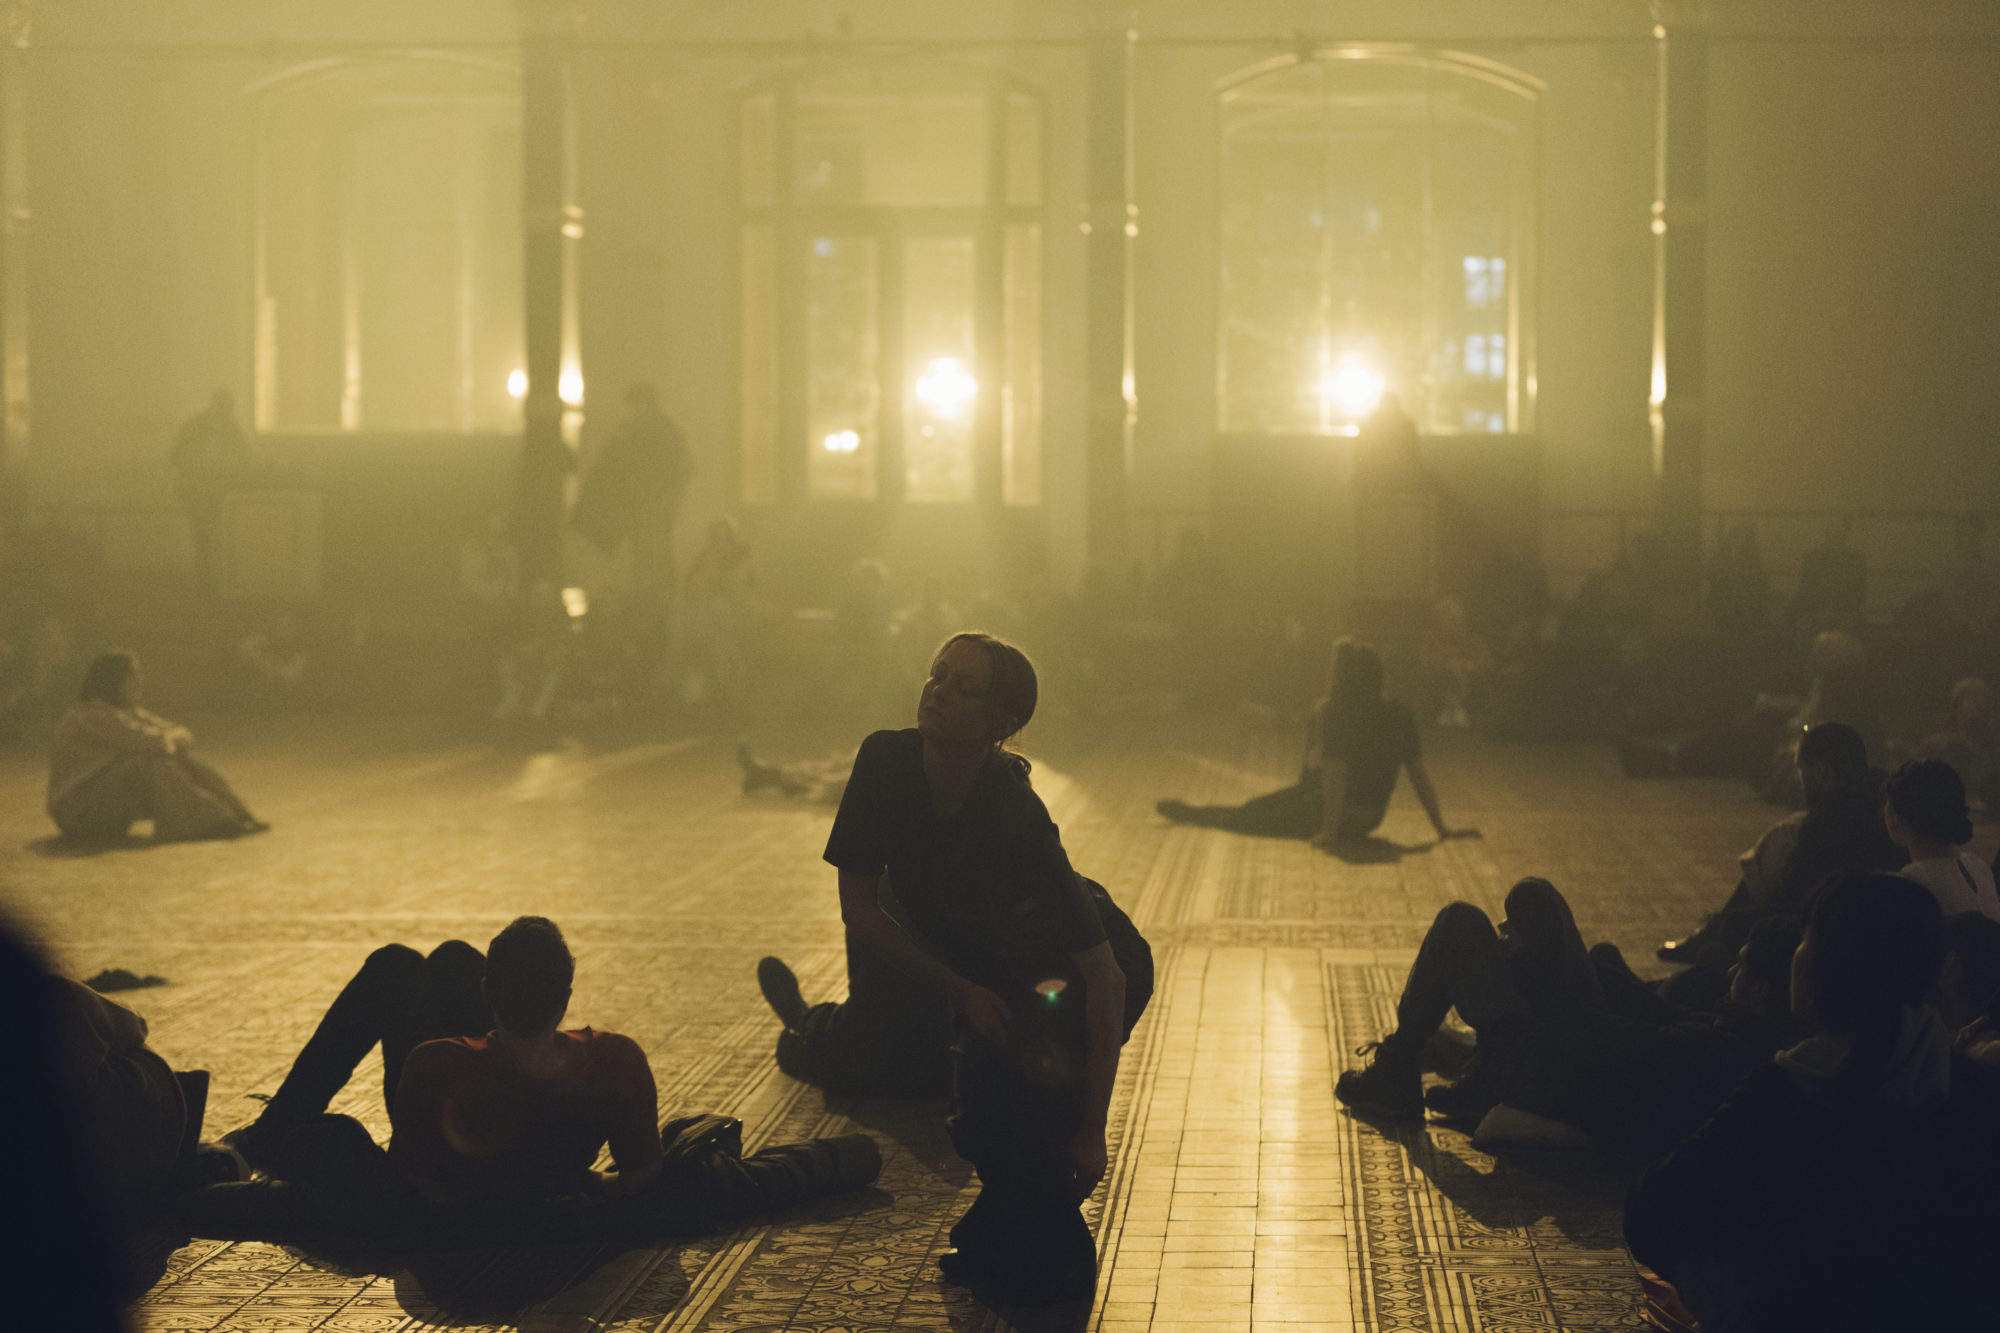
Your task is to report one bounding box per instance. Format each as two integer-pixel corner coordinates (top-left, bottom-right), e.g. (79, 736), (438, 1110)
(48, 652), (265, 843)
(168, 389), (249, 599)
(570, 382), (693, 707)
(681, 518), (755, 721)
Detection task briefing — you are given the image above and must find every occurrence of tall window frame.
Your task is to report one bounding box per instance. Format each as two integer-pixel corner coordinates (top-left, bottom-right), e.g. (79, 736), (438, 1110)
(736, 62), (1046, 507)
(247, 54), (524, 435)
(1217, 48), (1542, 438)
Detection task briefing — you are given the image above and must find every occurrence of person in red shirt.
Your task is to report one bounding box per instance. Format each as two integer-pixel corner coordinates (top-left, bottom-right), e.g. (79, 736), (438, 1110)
(204, 917), (876, 1244)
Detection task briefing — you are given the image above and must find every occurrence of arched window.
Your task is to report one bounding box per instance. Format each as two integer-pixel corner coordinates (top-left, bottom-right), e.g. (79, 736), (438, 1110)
(738, 64), (1044, 505)
(249, 57), (523, 433)
(1218, 49), (1540, 437)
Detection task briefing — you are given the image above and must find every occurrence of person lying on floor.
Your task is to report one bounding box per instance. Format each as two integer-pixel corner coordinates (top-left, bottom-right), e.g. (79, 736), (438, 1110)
(200, 916), (876, 1247)
(1625, 873), (2000, 1332)
(1656, 722), (1903, 969)
(48, 652), (267, 842)
(1156, 637), (1478, 853)
(1335, 880), (1809, 1156)
(736, 743), (855, 805)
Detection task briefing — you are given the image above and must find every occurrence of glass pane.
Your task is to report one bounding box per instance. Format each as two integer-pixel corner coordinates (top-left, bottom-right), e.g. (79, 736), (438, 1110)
(740, 93), (775, 207)
(255, 63), (521, 433)
(739, 225), (778, 504)
(902, 236), (977, 503)
(1005, 94), (1042, 207)
(1218, 59), (1530, 436)
(794, 85), (987, 207)
(806, 235), (880, 501)
(1002, 225), (1042, 506)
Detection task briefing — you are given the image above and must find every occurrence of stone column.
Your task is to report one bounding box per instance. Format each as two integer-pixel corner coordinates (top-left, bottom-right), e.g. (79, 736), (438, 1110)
(516, 0), (573, 587)
(1083, 9), (1135, 571)
(1652, 1), (1710, 580)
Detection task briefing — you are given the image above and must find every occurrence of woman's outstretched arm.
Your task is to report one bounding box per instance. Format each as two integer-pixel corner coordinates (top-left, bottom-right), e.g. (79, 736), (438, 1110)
(1406, 758), (1479, 841)
(836, 869), (1009, 1042)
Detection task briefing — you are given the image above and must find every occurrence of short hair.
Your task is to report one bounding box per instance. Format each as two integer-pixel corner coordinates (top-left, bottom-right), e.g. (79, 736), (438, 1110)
(484, 916), (574, 1034)
(1796, 722), (1868, 778)
(1742, 914), (1805, 1005)
(1884, 759), (1974, 846)
(1942, 913), (2000, 1019)
(78, 653), (136, 705)
(1800, 873), (1942, 1034)
(1328, 638), (1385, 706)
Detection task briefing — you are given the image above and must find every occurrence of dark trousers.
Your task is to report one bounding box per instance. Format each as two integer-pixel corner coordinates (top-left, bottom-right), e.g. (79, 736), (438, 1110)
(267, 941), (491, 1121)
(1176, 775), (1385, 841)
(206, 1112), (865, 1250)
(1385, 902), (1539, 1098)
(775, 937), (953, 1098)
(946, 1025), (1097, 1301)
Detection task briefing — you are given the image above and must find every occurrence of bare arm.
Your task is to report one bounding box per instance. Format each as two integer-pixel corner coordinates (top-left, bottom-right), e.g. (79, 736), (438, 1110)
(1312, 760), (1350, 850)
(1407, 758), (1478, 841)
(838, 869), (1009, 1041)
(1066, 939), (1126, 1198)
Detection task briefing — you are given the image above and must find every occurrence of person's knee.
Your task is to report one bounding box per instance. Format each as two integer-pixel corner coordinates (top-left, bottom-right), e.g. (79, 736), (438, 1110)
(360, 943), (425, 987)
(1588, 941), (1625, 968)
(425, 939), (484, 978)
(1432, 901), (1495, 937)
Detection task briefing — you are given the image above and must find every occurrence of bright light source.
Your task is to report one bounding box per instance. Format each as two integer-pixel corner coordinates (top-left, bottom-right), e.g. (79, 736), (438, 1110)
(822, 429), (860, 454)
(561, 586), (588, 619)
(914, 357), (978, 420)
(1318, 354), (1385, 420)
(507, 368), (528, 400)
(558, 367), (584, 408)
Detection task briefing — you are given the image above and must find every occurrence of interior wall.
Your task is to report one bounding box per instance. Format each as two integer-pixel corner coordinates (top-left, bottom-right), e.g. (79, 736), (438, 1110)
(13, 0), (1998, 609)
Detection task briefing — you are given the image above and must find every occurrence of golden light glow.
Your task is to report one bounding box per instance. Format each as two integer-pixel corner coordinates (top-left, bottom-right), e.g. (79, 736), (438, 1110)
(507, 368), (528, 399)
(1319, 354), (1385, 421)
(822, 429), (861, 454)
(914, 356), (978, 419)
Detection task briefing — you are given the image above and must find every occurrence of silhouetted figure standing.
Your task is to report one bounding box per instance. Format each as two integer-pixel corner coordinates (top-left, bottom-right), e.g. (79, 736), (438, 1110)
(572, 383), (692, 694)
(168, 389), (249, 595)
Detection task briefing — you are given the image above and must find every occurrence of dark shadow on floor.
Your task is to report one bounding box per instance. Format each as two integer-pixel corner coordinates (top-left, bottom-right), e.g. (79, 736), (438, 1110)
(393, 1241), (639, 1322)
(1331, 835), (1435, 865)
(1402, 1123), (1643, 1248)
(821, 1092), (972, 1185)
(26, 832), (156, 858)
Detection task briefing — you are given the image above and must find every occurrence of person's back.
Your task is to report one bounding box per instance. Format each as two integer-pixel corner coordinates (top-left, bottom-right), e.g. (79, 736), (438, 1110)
(390, 1026), (658, 1197)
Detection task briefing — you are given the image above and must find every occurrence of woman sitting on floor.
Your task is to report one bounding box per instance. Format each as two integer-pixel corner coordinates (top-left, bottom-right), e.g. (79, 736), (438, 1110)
(809, 631), (1153, 1304)
(46, 653), (266, 842)
(1156, 638), (1477, 852)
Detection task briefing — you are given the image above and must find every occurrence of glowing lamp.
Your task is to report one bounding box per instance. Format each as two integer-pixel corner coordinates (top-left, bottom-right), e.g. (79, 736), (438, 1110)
(558, 367), (585, 408)
(914, 357), (978, 420)
(1319, 354), (1385, 420)
(507, 369), (528, 400)
(822, 429), (861, 454)
(561, 586), (588, 619)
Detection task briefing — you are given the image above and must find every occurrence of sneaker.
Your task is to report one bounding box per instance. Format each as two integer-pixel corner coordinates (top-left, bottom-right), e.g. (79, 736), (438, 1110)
(756, 956), (810, 1032)
(1423, 1075), (1498, 1122)
(219, 1108), (303, 1177)
(1334, 1041), (1424, 1121)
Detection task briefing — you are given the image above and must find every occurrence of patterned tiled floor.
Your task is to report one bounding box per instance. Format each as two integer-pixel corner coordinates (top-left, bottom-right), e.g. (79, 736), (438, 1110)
(0, 709), (1900, 1332)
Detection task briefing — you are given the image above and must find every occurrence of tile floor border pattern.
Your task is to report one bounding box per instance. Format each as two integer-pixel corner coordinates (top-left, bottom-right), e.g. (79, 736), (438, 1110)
(1327, 962), (1646, 1332)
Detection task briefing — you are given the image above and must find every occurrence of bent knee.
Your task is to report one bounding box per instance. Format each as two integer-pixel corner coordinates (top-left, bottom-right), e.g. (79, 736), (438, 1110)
(1433, 901), (1495, 934)
(362, 942), (425, 980)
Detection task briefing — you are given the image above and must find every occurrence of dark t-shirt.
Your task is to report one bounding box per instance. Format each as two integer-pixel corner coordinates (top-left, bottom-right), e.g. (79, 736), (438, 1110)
(389, 1028), (663, 1191)
(824, 730), (1109, 1003)
(1318, 698), (1420, 817)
